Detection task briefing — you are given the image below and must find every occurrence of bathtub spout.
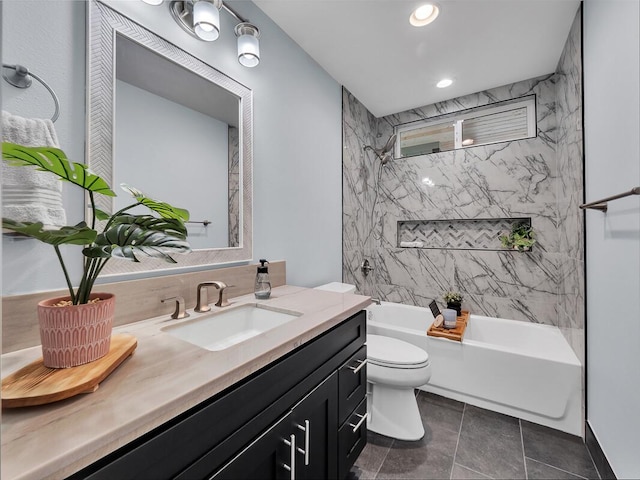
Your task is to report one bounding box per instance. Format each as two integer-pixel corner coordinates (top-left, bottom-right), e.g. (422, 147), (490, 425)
(371, 298), (382, 305)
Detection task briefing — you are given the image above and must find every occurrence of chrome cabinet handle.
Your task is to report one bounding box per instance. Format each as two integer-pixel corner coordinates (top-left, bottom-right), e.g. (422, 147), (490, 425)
(296, 420), (310, 466)
(283, 434), (296, 480)
(349, 412), (369, 433)
(348, 359), (367, 374)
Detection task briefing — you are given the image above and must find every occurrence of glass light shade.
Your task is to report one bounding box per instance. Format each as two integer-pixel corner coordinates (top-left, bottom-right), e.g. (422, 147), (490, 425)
(238, 34), (260, 67)
(142, 0), (164, 5)
(193, 1), (220, 41)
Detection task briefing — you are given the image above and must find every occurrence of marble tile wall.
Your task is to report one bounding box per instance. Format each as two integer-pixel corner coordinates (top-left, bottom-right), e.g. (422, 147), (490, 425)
(228, 126), (239, 247)
(555, 8), (584, 362)
(343, 9), (583, 349)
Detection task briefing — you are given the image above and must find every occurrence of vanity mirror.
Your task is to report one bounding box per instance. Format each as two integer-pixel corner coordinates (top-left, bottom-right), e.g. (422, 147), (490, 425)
(87, 0), (252, 275)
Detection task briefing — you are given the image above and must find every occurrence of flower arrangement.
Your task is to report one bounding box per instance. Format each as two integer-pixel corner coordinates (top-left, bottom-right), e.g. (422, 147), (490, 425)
(2, 142), (192, 305)
(499, 222), (536, 252)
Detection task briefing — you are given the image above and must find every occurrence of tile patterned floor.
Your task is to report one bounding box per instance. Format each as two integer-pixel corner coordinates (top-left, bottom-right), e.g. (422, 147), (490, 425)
(350, 391), (601, 480)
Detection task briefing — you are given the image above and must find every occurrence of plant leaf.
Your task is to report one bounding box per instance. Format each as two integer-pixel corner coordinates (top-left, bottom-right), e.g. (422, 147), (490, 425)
(108, 214), (188, 239)
(2, 219), (97, 246)
(2, 142), (116, 197)
(87, 223), (191, 262)
(120, 183), (189, 221)
(94, 208), (111, 221)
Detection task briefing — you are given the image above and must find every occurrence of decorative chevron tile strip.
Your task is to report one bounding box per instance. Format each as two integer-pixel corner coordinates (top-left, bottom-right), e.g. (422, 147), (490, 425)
(398, 218), (531, 250)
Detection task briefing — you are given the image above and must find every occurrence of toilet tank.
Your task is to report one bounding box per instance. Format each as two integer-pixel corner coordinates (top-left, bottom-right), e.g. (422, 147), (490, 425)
(314, 282), (357, 294)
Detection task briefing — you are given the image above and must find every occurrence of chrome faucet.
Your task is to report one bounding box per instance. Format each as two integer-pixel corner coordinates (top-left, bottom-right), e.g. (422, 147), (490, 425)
(371, 298), (382, 305)
(161, 296), (189, 319)
(195, 281), (231, 312)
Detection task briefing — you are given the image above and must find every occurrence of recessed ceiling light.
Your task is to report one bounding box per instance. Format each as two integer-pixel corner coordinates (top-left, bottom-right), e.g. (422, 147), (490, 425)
(462, 138), (474, 146)
(436, 78), (453, 88)
(410, 4), (440, 27)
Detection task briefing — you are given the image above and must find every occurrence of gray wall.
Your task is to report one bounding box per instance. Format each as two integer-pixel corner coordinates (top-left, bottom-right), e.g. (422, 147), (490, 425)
(584, 1), (640, 477)
(343, 9), (584, 361)
(1, 0), (343, 294)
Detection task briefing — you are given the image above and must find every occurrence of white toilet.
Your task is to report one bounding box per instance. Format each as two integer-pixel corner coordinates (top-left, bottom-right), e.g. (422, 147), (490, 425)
(366, 334), (431, 441)
(314, 283), (432, 441)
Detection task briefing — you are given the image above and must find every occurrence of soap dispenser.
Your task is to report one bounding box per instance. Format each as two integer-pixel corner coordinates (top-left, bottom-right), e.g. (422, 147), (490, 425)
(254, 259), (271, 299)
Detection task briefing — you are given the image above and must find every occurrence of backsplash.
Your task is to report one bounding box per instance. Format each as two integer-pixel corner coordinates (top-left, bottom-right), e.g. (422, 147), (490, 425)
(342, 8), (583, 361)
(2, 261), (286, 353)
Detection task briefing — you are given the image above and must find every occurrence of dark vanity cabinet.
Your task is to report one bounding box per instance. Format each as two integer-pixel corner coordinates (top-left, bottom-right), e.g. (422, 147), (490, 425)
(69, 311), (367, 480)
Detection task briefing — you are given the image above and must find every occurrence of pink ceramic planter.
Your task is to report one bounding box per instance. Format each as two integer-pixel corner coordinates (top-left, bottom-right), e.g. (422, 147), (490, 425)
(37, 293), (115, 368)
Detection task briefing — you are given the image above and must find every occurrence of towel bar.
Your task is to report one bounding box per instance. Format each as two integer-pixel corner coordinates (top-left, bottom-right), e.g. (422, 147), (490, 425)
(580, 187), (640, 212)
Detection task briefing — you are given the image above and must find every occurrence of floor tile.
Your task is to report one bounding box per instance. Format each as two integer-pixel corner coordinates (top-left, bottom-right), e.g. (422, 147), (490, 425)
(375, 430), (458, 480)
(417, 390), (465, 434)
(521, 420), (599, 479)
(451, 463), (493, 479)
(455, 405), (526, 479)
(526, 457), (588, 479)
(351, 431), (394, 479)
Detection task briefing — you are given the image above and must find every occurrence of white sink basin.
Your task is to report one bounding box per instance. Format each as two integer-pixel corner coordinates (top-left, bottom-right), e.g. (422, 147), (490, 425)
(161, 304), (302, 351)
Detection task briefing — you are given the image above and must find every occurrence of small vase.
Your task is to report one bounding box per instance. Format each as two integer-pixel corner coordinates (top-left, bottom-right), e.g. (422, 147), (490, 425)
(37, 293), (115, 368)
(447, 302), (462, 316)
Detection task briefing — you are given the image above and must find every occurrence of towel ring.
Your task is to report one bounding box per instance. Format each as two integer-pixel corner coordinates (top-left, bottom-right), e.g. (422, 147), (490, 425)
(2, 63), (60, 123)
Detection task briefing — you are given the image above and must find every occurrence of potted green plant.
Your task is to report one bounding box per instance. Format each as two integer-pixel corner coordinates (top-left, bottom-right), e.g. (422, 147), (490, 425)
(499, 222), (536, 252)
(443, 291), (463, 316)
(2, 142), (191, 368)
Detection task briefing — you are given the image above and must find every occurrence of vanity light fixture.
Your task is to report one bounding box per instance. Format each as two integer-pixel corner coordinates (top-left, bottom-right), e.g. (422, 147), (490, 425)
(167, 0), (261, 66)
(461, 138), (474, 146)
(235, 23), (261, 67)
(436, 78), (453, 88)
(410, 3), (440, 27)
(141, 0), (164, 4)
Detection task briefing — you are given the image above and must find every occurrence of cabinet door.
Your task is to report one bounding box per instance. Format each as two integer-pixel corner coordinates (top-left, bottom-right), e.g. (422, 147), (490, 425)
(211, 411), (295, 480)
(292, 372), (339, 480)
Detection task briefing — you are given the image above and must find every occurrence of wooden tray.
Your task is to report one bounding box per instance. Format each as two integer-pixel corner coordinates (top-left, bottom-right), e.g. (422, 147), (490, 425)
(2, 334), (137, 408)
(427, 310), (470, 342)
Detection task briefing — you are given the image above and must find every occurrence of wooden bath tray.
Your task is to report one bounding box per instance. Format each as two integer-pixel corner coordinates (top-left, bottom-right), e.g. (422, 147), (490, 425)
(427, 310), (470, 342)
(1, 334), (137, 408)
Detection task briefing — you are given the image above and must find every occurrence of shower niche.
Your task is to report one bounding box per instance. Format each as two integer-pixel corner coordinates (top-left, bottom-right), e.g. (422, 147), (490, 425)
(397, 217), (532, 251)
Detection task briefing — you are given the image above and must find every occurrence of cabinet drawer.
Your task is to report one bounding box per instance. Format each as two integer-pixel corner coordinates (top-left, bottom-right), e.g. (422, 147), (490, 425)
(338, 398), (367, 480)
(338, 345), (367, 425)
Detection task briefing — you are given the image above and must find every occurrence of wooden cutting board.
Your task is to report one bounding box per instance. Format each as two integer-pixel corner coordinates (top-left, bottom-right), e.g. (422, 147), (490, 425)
(2, 334), (137, 408)
(427, 310), (470, 342)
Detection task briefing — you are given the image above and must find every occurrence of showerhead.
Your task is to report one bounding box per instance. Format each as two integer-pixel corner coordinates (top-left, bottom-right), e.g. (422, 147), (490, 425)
(363, 134), (397, 165)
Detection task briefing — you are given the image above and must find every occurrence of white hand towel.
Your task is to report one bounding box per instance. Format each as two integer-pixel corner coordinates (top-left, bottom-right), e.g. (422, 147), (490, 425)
(2, 110), (67, 227)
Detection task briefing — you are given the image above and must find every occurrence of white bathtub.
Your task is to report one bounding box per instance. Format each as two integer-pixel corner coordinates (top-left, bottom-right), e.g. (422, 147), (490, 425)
(366, 302), (583, 436)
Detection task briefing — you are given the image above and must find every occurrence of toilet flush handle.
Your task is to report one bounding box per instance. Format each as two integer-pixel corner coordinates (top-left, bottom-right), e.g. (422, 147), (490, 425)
(349, 359), (367, 374)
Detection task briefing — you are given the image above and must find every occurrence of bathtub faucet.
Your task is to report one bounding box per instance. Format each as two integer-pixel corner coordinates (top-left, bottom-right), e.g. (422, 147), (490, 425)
(371, 298), (382, 305)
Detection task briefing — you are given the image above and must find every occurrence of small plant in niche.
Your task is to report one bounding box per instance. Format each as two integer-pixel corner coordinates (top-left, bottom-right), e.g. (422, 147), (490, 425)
(2, 142), (192, 304)
(499, 222), (536, 252)
(443, 291), (463, 316)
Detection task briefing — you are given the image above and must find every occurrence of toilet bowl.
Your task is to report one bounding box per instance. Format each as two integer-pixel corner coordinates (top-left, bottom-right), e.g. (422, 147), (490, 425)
(366, 334), (432, 441)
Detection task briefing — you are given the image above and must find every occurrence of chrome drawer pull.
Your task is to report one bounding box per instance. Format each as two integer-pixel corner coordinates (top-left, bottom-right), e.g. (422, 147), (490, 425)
(349, 412), (369, 433)
(348, 359), (367, 374)
(296, 420), (310, 465)
(282, 434), (296, 479)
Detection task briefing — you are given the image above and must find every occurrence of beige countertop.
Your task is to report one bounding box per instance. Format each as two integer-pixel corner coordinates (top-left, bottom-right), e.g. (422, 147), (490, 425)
(1, 285), (371, 480)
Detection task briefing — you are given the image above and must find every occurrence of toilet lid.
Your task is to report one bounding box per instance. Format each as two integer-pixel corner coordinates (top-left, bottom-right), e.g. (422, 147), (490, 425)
(367, 334), (429, 368)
